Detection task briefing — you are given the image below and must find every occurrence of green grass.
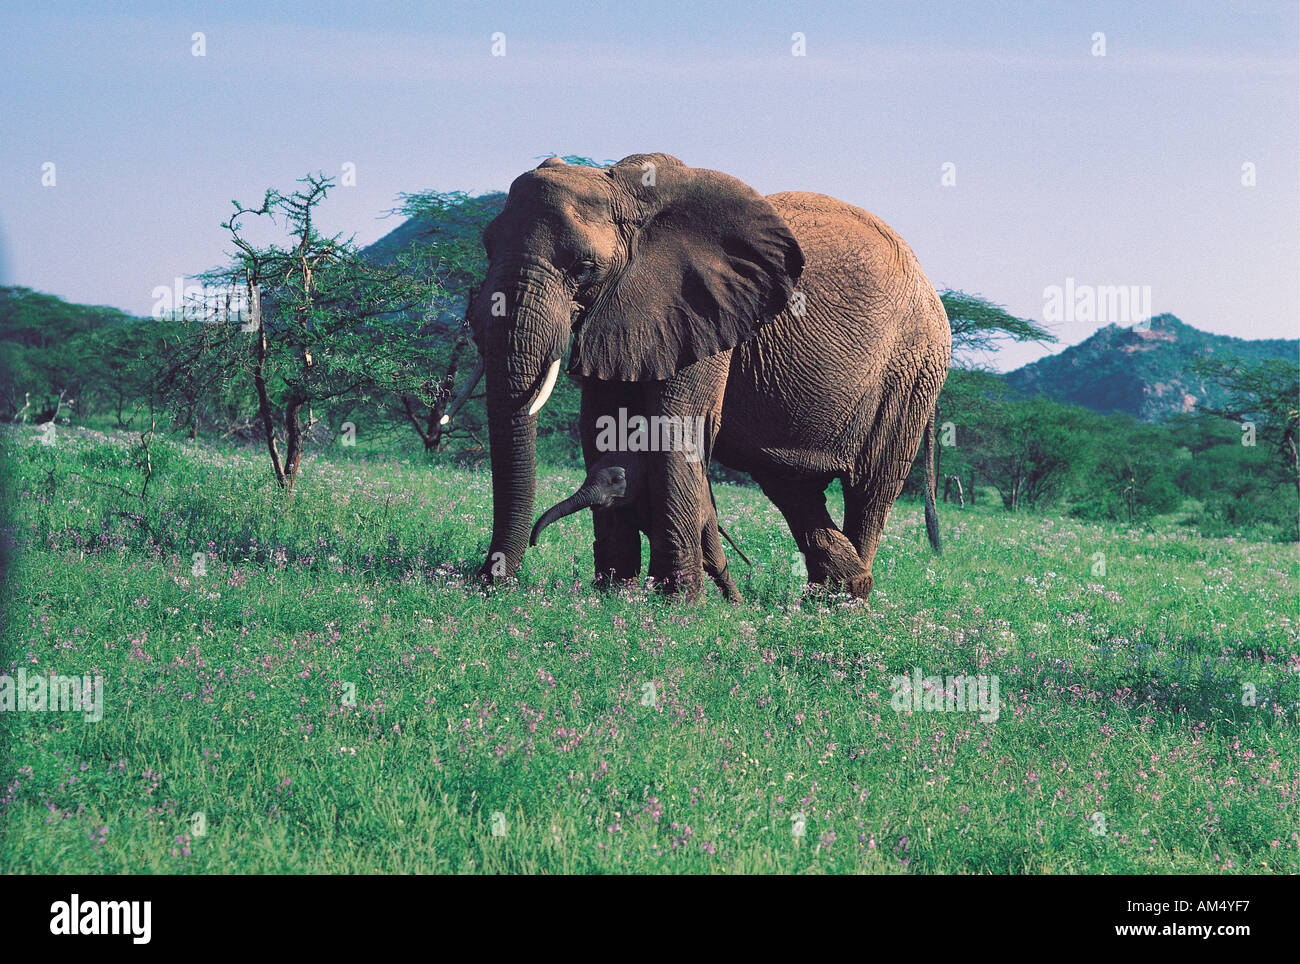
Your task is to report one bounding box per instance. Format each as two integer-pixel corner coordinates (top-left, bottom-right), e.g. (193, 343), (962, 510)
(1, 424), (1296, 873)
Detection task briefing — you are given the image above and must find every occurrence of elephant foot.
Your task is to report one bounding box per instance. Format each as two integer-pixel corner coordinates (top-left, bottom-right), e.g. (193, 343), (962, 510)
(476, 564), (514, 592)
(813, 565), (873, 600)
(594, 571), (639, 593)
(479, 543), (531, 589)
(649, 569), (704, 601)
(845, 571), (874, 600)
(715, 578), (743, 604)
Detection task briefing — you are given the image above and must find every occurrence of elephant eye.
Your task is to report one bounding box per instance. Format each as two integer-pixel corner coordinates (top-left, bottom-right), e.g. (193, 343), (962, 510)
(570, 259), (598, 283)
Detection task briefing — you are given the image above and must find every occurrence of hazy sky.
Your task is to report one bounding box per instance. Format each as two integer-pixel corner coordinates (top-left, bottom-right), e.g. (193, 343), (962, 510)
(2, 0), (1296, 369)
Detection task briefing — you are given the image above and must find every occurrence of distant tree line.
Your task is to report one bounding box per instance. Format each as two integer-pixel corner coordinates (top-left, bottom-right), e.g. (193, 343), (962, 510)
(906, 360), (1297, 542)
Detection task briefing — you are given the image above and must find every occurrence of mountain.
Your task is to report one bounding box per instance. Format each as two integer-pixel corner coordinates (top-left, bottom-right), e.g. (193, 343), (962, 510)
(361, 192), (506, 330)
(362, 192), (505, 267)
(1002, 314), (1298, 423)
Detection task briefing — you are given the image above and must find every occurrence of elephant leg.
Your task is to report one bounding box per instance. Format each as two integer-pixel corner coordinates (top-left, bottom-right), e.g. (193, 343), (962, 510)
(844, 366), (945, 585)
(645, 353), (730, 598)
(758, 476), (873, 598)
(647, 455), (705, 597)
(591, 507), (642, 587)
(842, 484), (897, 593)
(581, 378), (642, 586)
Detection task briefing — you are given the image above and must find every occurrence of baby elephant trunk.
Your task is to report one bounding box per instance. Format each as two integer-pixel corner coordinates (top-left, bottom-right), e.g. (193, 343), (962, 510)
(530, 485), (599, 546)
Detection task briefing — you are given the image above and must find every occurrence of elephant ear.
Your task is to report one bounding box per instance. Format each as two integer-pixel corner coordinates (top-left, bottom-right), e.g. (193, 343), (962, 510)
(571, 154), (804, 381)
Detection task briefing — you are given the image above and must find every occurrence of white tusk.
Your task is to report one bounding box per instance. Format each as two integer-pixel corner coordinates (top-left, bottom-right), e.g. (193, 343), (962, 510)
(527, 359), (561, 416)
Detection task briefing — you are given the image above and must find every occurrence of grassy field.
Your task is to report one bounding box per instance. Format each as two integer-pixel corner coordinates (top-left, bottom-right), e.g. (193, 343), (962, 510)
(0, 424), (1296, 873)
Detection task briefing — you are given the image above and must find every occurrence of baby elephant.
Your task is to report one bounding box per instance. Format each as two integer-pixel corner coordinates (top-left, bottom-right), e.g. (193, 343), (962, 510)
(530, 454), (743, 603)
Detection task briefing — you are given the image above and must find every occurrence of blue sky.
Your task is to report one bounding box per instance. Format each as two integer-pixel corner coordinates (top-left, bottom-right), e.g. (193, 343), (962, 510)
(2, 0), (1296, 369)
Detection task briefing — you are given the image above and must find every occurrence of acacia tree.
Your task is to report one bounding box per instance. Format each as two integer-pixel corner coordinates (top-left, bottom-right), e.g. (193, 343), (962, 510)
(1192, 355), (1300, 498)
(380, 191), (503, 453)
(1071, 417), (1183, 523)
(941, 290), (1055, 359)
(982, 398), (1088, 510)
(929, 292), (1056, 502)
(85, 319), (162, 429)
(931, 368), (1010, 505)
(158, 173), (468, 491)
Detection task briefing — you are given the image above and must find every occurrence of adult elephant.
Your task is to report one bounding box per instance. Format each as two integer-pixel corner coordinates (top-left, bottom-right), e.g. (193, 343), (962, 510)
(465, 153), (950, 598)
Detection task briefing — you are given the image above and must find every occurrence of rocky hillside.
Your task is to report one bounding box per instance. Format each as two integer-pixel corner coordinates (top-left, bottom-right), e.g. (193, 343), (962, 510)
(1003, 314), (1297, 423)
(362, 192), (505, 267)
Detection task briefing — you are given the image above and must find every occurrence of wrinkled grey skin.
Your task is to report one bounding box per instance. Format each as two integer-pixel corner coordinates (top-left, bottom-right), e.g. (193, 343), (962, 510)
(529, 452), (742, 603)
(467, 153), (949, 599)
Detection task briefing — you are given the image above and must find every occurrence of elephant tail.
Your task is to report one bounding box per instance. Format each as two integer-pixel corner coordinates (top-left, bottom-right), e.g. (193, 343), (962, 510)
(707, 478), (751, 567)
(923, 412), (942, 554)
(718, 524), (752, 568)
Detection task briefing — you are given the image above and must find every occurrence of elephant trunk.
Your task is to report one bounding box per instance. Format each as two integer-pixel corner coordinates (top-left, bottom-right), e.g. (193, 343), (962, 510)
(480, 367), (537, 580)
(531, 485), (601, 546)
(476, 264), (570, 582)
